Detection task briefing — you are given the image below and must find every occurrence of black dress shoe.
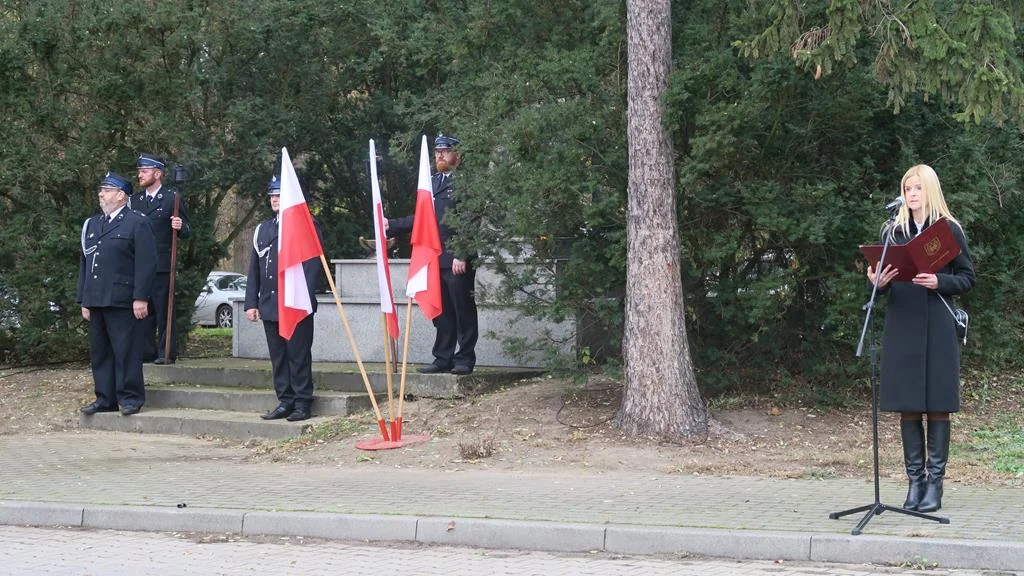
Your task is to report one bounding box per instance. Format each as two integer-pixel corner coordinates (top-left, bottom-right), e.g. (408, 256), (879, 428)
(261, 405), (294, 420)
(451, 365), (474, 376)
(417, 363), (453, 374)
(286, 407), (311, 422)
(120, 405), (142, 416)
(153, 358), (175, 365)
(80, 402), (118, 415)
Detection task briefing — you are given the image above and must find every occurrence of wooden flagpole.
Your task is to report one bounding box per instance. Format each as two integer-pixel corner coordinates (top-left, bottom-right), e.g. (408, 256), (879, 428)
(396, 297), (415, 440)
(319, 255), (389, 441)
(380, 314), (396, 439)
(163, 191), (181, 363)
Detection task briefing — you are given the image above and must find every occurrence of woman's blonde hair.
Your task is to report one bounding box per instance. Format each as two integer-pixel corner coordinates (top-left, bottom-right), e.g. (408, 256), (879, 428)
(887, 164), (960, 240)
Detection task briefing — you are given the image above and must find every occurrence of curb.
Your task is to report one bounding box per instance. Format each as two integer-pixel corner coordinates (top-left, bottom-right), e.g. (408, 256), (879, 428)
(1, 500), (1021, 571)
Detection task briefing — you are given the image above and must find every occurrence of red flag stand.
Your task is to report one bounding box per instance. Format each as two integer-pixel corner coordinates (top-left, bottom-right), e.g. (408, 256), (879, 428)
(355, 300), (432, 451)
(355, 434), (431, 451)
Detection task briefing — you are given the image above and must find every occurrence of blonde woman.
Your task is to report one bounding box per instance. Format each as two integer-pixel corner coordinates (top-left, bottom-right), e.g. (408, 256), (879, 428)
(867, 164), (975, 513)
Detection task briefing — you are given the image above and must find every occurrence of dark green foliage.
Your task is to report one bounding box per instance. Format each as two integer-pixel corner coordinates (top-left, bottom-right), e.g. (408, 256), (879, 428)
(741, 0), (1024, 124)
(2, 0), (1023, 408)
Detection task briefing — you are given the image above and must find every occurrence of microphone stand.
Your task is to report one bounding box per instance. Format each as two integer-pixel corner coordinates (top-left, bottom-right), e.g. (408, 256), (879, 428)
(829, 209), (949, 535)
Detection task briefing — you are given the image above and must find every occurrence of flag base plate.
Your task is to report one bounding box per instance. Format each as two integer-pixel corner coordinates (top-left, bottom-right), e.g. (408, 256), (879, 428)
(355, 434), (432, 451)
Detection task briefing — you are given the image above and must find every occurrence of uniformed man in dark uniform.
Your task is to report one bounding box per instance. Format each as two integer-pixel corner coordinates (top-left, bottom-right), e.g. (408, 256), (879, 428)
(130, 153), (191, 364)
(243, 175), (323, 421)
(388, 134), (479, 375)
(78, 172), (157, 416)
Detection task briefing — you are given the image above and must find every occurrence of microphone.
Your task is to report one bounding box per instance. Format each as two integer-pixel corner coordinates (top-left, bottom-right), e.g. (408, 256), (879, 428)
(884, 196), (904, 212)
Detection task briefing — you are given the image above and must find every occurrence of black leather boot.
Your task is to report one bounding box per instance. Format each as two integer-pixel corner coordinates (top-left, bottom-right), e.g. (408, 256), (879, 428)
(900, 419), (927, 510)
(918, 419), (951, 513)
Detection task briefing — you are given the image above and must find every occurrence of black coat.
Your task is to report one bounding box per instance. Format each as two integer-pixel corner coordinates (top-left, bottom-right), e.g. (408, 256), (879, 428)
(129, 186), (191, 273)
(77, 208), (158, 308)
(389, 171), (470, 269)
(243, 216), (322, 321)
(878, 219), (975, 413)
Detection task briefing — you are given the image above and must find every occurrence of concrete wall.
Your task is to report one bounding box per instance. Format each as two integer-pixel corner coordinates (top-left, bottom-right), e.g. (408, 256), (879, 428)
(233, 259), (574, 368)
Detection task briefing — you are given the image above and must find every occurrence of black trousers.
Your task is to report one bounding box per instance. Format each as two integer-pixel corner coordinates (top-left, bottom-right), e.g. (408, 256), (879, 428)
(88, 307), (146, 409)
(263, 315), (315, 408)
(432, 267), (479, 368)
(144, 272), (178, 361)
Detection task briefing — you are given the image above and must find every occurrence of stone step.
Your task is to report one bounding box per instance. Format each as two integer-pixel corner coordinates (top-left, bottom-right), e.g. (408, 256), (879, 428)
(146, 359), (542, 399)
(146, 361), (380, 393)
(78, 408), (329, 441)
(146, 384), (375, 416)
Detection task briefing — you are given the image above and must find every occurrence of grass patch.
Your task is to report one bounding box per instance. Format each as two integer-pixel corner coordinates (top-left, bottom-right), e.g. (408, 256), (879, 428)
(803, 468), (839, 480)
(267, 416), (367, 452)
(199, 327), (233, 338)
(955, 414), (1024, 476)
(183, 327), (232, 358)
(458, 437), (497, 460)
(299, 414), (366, 440)
(968, 423), (1024, 475)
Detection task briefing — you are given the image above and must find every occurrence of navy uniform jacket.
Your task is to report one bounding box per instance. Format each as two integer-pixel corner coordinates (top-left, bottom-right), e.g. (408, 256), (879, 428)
(129, 186), (191, 273)
(244, 216), (323, 321)
(77, 209), (158, 308)
(389, 172), (467, 269)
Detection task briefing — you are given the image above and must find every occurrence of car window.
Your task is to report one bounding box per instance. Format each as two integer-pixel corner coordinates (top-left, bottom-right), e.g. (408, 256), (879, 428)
(227, 277), (247, 291)
(215, 274), (243, 290)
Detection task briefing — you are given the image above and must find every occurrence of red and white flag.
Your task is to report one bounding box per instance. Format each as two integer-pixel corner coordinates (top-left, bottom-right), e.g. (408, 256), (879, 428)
(369, 139), (400, 339)
(277, 147), (323, 340)
(406, 135), (442, 320)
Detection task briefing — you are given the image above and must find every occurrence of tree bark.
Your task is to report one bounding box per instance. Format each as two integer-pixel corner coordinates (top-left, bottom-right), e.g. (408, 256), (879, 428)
(616, 0), (708, 439)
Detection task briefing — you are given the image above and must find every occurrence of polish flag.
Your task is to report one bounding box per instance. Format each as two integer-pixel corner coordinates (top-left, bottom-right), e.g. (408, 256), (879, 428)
(369, 139), (399, 339)
(277, 147), (323, 340)
(405, 135), (442, 320)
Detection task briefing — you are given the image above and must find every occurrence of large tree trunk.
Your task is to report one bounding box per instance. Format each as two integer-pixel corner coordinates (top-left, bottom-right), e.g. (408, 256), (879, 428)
(616, 0), (708, 440)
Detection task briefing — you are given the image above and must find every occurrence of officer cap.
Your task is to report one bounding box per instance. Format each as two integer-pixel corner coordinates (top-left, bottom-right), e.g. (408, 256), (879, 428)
(99, 171), (133, 195)
(434, 134), (460, 150)
(137, 153), (166, 170)
(267, 175), (281, 195)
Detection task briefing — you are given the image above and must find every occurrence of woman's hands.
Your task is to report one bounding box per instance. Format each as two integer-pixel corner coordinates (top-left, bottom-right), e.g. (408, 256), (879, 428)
(911, 273), (938, 290)
(867, 265), (938, 290)
(867, 263), (899, 288)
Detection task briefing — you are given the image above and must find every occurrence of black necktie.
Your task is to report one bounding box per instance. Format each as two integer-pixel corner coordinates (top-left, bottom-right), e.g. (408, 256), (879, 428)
(101, 216), (108, 232)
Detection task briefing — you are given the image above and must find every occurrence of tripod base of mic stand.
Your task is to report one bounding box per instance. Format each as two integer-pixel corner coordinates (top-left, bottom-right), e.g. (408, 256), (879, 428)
(830, 502), (949, 535)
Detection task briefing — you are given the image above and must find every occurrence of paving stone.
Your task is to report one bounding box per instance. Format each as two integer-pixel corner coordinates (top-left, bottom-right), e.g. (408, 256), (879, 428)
(0, 432), (1020, 571)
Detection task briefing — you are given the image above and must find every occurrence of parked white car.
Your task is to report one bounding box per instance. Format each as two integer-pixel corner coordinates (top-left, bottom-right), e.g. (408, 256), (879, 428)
(192, 271), (246, 328)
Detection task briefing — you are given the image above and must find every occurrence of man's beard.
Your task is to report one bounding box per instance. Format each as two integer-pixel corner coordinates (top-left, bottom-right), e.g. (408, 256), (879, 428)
(100, 197), (123, 215)
(435, 160), (449, 173)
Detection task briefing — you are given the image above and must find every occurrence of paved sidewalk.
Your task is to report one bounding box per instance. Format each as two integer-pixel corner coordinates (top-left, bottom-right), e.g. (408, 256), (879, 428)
(0, 432), (1021, 571)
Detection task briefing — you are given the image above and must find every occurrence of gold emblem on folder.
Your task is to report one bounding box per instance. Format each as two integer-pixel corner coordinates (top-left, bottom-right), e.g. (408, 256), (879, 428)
(924, 237), (941, 256)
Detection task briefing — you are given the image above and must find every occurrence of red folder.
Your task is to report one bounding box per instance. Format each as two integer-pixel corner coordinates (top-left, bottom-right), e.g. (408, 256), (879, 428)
(860, 218), (960, 282)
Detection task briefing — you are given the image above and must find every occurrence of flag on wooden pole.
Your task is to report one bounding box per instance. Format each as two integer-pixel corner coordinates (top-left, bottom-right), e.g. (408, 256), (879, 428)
(277, 147), (323, 340)
(406, 135), (442, 320)
(369, 139), (400, 339)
